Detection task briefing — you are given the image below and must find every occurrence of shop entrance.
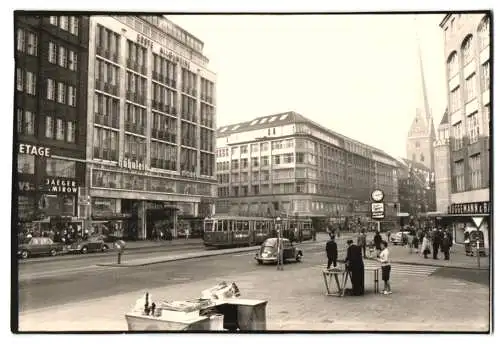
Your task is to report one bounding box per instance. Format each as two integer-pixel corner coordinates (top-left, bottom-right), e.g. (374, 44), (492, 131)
(146, 207), (177, 240)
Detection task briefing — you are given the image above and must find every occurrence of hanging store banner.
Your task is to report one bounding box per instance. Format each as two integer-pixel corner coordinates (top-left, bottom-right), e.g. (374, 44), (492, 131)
(448, 201), (490, 215)
(42, 178), (78, 193)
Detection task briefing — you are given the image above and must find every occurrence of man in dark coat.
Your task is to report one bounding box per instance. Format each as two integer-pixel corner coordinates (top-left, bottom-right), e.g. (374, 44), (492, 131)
(441, 232), (452, 260)
(344, 239), (365, 296)
(373, 231), (382, 255)
(432, 229), (442, 259)
(326, 233), (338, 269)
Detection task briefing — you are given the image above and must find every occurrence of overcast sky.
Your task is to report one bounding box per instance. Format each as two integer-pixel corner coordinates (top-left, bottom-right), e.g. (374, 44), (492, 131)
(169, 14), (447, 159)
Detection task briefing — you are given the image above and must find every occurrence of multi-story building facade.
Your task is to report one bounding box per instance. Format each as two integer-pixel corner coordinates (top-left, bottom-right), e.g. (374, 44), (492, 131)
(14, 14), (89, 233)
(84, 15), (217, 240)
(436, 13), (491, 247)
(215, 112), (400, 230)
(434, 109), (452, 213)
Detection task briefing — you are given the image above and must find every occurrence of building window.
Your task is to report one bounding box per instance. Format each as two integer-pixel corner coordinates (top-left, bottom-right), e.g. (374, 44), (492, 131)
(58, 46), (67, 68)
(478, 15), (490, 50)
(67, 85), (77, 107)
(45, 116), (54, 138)
(452, 121), (463, 151)
(461, 35), (474, 65)
(46, 158), (76, 178)
(467, 112), (479, 144)
(251, 144), (258, 153)
(49, 16), (58, 26)
(25, 71), (36, 95)
(240, 145), (248, 154)
(27, 31), (37, 56)
(48, 41), (57, 63)
(452, 160), (465, 192)
(465, 73), (476, 102)
(261, 156), (269, 167)
(17, 154), (35, 174)
(16, 109), (35, 136)
(93, 127), (119, 161)
(469, 154), (482, 189)
(46, 78), (55, 100)
(450, 86), (461, 113)
(68, 50), (78, 71)
(447, 51), (459, 77)
(69, 16), (79, 36)
(66, 121), (76, 143)
(57, 82), (66, 103)
(59, 16), (69, 31)
(56, 118), (65, 141)
(260, 142), (269, 151)
(481, 61), (490, 90)
(16, 68), (23, 91)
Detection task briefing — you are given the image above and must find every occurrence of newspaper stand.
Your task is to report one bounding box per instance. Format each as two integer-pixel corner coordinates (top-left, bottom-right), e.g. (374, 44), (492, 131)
(125, 298), (268, 331)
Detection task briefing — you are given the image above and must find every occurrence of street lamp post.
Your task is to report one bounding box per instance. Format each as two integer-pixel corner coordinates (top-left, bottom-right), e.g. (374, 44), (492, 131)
(276, 216), (283, 271)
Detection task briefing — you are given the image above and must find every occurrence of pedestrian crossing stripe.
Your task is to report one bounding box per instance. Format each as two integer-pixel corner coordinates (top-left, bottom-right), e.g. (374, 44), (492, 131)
(314, 263), (437, 276)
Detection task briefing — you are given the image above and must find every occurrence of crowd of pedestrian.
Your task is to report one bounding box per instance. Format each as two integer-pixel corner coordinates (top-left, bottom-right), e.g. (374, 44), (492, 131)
(18, 224), (92, 245)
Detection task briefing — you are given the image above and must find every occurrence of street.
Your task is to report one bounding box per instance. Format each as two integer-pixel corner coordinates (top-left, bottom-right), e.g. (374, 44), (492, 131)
(18, 236), (490, 331)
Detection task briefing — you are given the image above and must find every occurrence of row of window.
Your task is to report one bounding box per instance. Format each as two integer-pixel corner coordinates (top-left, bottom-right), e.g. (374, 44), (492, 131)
(227, 153), (316, 170)
(95, 59), (119, 88)
(182, 69), (197, 96)
(45, 116), (76, 143)
(200, 128), (215, 152)
(200, 152), (214, 177)
(152, 54), (177, 85)
(150, 141), (177, 171)
(451, 104), (489, 150)
(94, 93), (120, 128)
(127, 40), (147, 74)
(452, 153), (483, 192)
(18, 154), (76, 177)
(180, 147), (197, 173)
(49, 16), (80, 36)
(124, 134), (146, 163)
(181, 122), (197, 148)
(449, 61), (489, 113)
(49, 42), (78, 71)
(95, 25), (120, 63)
(152, 112), (177, 143)
(16, 109), (35, 136)
(16, 28), (38, 56)
(47, 79), (77, 106)
(93, 127), (118, 161)
(200, 77), (215, 103)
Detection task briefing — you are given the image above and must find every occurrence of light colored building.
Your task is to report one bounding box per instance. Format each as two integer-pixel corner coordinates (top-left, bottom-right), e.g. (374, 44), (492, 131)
(83, 15), (217, 240)
(215, 111), (400, 230)
(436, 13), (491, 247)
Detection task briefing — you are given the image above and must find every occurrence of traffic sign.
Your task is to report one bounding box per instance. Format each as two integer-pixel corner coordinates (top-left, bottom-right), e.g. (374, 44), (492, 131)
(472, 217), (484, 228)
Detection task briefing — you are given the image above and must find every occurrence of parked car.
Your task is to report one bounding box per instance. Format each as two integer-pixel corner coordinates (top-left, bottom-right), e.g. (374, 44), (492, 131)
(390, 231), (411, 245)
(255, 238), (303, 265)
(67, 235), (110, 254)
(18, 237), (66, 259)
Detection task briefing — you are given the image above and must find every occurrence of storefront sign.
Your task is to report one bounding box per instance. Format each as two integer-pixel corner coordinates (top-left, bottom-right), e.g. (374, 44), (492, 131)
(180, 170), (196, 178)
(18, 143), (51, 157)
(18, 181), (36, 192)
(137, 33), (154, 49)
(44, 178), (78, 193)
(119, 158), (146, 171)
(448, 202), (490, 215)
(159, 47), (190, 69)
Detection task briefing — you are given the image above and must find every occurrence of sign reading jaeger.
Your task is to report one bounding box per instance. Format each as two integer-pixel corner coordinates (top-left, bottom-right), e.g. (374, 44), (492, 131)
(44, 178), (78, 193)
(448, 202), (490, 215)
(18, 143), (51, 157)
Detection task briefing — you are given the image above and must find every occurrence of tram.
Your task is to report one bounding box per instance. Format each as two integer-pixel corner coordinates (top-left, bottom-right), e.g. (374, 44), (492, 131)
(203, 216), (314, 248)
(203, 216), (274, 248)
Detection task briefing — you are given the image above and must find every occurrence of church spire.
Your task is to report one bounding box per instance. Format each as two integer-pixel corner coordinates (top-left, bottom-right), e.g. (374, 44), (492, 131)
(414, 16), (432, 126)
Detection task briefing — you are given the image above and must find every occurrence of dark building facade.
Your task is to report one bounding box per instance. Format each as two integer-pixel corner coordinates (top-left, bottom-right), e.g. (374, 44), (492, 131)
(14, 14), (89, 233)
(397, 158), (436, 226)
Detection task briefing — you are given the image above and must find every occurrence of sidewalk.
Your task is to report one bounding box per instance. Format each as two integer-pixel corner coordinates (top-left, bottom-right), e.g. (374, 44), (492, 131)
(19, 254), (490, 332)
(123, 238), (203, 250)
(386, 244), (490, 270)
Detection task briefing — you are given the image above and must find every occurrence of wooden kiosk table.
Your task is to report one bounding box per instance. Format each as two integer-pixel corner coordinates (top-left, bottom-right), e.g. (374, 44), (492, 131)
(125, 298), (268, 331)
(322, 263), (380, 297)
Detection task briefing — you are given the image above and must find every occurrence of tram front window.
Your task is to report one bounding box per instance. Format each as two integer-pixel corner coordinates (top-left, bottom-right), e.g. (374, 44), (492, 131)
(204, 220), (214, 232)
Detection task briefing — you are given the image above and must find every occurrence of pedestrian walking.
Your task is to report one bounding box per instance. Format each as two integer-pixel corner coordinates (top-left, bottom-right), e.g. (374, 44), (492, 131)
(325, 233), (338, 270)
(432, 228), (441, 259)
(378, 241), (392, 295)
(411, 234), (419, 254)
(185, 228), (190, 240)
(421, 234), (431, 259)
(441, 232), (451, 260)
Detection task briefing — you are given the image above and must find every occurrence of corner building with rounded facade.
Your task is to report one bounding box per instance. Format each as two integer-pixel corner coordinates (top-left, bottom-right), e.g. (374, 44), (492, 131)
(84, 16), (217, 240)
(215, 112), (400, 230)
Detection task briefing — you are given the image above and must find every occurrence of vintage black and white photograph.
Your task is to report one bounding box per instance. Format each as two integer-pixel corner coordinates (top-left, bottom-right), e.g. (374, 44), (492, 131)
(10, 7), (492, 334)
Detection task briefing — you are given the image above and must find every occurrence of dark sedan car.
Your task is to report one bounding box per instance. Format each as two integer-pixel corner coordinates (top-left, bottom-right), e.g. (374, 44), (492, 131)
(67, 235), (110, 254)
(18, 237), (66, 259)
(255, 238), (303, 265)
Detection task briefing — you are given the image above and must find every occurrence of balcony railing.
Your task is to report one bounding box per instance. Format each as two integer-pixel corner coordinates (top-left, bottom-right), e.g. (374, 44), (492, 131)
(125, 122), (145, 135)
(94, 113), (119, 128)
